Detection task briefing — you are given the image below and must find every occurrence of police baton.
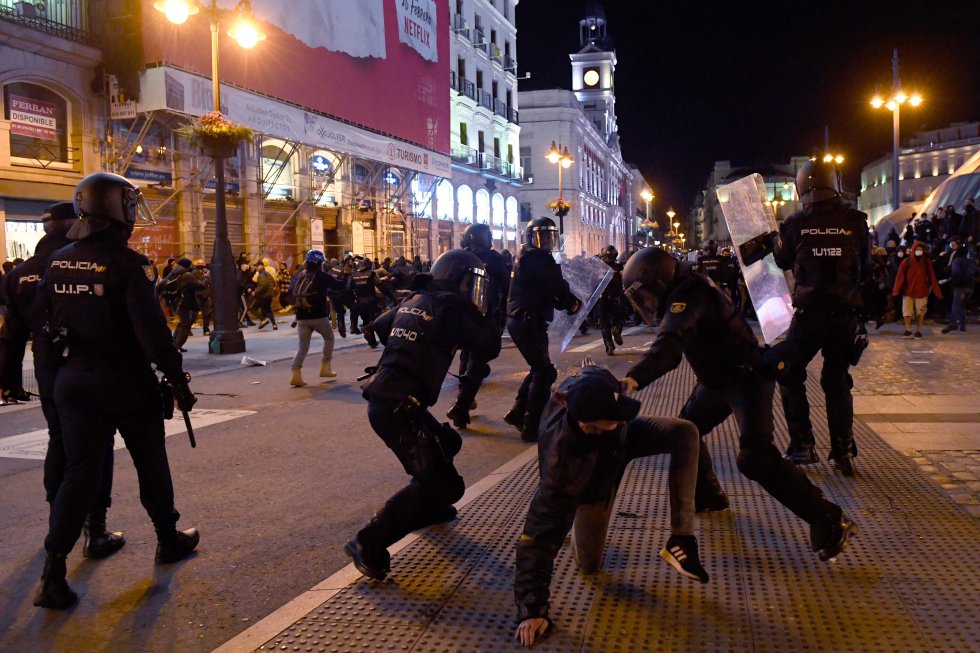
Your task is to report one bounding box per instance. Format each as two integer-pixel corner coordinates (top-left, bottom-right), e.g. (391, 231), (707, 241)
(182, 410), (197, 448)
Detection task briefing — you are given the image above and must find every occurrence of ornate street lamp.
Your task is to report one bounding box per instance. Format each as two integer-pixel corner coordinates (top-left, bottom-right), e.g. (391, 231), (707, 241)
(870, 49), (922, 212)
(155, 0), (266, 354)
(546, 141), (573, 234)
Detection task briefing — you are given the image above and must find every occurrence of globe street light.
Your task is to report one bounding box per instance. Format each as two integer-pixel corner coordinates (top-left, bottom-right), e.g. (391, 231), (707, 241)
(640, 189), (653, 246)
(870, 49), (922, 212)
(155, 0), (266, 355)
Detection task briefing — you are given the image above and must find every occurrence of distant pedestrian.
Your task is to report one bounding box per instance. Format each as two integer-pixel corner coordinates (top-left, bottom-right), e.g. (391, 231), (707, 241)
(287, 250), (346, 387)
(892, 241), (942, 338)
(942, 239), (976, 333)
(252, 263), (278, 330)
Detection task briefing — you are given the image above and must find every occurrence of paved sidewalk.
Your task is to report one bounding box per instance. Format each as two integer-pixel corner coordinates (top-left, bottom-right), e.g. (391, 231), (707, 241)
(217, 358), (980, 653)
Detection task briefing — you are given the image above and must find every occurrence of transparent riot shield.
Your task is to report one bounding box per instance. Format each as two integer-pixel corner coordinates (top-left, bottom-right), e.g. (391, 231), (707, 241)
(716, 173), (794, 343)
(548, 253), (613, 359)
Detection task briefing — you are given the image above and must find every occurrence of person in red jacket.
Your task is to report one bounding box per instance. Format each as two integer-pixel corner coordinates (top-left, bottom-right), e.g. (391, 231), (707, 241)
(892, 241), (942, 338)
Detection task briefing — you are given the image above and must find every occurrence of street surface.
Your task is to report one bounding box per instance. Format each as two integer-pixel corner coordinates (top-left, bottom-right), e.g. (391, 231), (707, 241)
(0, 318), (978, 651)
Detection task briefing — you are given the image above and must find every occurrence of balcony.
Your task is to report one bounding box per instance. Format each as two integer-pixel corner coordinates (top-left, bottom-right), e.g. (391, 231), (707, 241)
(451, 143), (478, 166)
(493, 98), (507, 118)
(502, 54), (516, 72)
(461, 79), (476, 101)
(452, 13), (469, 39)
(450, 71), (457, 92)
(477, 89), (493, 111)
(472, 27), (487, 54)
(0, 0), (90, 43)
(490, 43), (503, 64)
(508, 106), (519, 125)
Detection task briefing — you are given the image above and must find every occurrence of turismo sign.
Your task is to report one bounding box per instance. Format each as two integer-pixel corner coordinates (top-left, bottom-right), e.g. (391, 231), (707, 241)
(8, 94), (57, 141)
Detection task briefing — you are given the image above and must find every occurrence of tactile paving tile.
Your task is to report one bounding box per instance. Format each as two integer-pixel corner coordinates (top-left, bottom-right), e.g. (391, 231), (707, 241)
(257, 360), (980, 652)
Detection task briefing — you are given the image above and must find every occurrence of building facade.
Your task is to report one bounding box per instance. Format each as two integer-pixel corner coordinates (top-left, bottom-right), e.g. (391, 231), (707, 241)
(517, 6), (633, 257)
(859, 122), (980, 225)
(0, 2), (102, 260)
(448, 0), (523, 253)
(1, 1), (488, 268)
(698, 158), (808, 244)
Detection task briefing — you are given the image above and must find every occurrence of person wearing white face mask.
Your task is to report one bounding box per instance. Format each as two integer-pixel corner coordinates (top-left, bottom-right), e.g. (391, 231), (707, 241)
(892, 241), (942, 338)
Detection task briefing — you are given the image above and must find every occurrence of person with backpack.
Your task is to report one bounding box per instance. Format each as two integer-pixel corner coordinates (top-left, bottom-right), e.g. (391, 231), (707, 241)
(288, 250), (347, 387)
(158, 258), (207, 351)
(252, 262), (278, 329)
(942, 238), (977, 333)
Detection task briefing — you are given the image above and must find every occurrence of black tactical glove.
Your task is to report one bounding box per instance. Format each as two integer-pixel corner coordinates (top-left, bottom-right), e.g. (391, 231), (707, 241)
(172, 382), (197, 413)
(567, 296), (582, 316)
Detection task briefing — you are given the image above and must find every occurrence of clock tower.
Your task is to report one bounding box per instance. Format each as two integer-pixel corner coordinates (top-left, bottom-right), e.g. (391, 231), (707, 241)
(570, 3), (618, 143)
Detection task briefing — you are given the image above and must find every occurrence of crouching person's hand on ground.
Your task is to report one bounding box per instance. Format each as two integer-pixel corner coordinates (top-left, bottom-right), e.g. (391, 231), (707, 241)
(515, 617), (550, 647)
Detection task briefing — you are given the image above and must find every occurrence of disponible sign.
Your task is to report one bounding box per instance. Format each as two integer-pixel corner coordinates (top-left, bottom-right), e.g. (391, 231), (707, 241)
(8, 95), (57, 141)
(397, 0), (438, 62)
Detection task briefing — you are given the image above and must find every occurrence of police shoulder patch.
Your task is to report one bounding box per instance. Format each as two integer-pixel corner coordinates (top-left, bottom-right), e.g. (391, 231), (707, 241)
(143, 265), (155, 281)
(670, 302), (687, 314)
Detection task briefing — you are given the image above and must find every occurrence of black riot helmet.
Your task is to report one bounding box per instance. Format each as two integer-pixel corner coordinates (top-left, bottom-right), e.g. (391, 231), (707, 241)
(461, 223), (493, 254)
(600, 245), (618, 265)
(430, 248), (490, 315)
(41, 201), (77, 236)
(621, 247), (679, 326)
(795, 160), (841, 208)
(526, 216), (559, 252)
(704, 239), (718, 256)
(68, 172), (154, 240)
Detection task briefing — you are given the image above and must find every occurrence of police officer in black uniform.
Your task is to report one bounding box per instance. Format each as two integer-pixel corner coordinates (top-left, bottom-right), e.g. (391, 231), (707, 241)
(166, 257), (208, 351)
(0, 203), (125, 561)
(773, 160), (871, 475)
(349, 258), (380, 347)
(504, 217), (581, 442)
(325, 257), (350, 337)
(34, 173), (199, 610)
(620, 247), (856, 562)
(695, 239), (728, 288)
(447, 223), (509, 428)
(597, 245), (626, 355)
(345, 249), (500, 580)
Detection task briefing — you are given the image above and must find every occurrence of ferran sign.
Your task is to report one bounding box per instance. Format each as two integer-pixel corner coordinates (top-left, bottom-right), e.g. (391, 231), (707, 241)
(8, 94), (58, 141)
(397, 0), (438, 62)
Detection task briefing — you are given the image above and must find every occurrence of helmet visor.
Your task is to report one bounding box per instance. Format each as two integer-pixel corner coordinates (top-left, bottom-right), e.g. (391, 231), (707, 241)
(134, 191), (156, 226)
(529, 226), (559, 251)
(624, 281), (660, 326)
(464, 266), (490, 315)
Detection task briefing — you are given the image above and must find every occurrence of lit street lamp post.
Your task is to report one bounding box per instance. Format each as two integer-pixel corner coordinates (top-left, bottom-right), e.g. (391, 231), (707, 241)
(640, 188), (653, 246)
(155, 0), (265, 354)
(870, 49), (922, 213)
(546, 141), (573, 234)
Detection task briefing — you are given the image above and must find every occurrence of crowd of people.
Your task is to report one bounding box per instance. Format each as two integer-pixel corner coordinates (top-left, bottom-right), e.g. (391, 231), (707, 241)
(0, 166), (977, 649)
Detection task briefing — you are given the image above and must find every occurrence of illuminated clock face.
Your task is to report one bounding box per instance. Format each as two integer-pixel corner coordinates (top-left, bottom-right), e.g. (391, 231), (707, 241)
(583, 69), (600, 87)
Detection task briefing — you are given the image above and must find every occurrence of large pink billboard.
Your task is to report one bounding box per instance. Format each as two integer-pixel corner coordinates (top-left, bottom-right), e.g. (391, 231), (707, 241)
(141, 0), (450, 155)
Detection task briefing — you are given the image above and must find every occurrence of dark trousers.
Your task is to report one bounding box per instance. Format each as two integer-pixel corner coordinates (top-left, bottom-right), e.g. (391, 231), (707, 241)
(199, 299), (212, 332)
(680, 380), (841, 548)
(45, 364), (179, 555)
(357, 401), (465, 550)
(597, 298), (624, 346)
(351, 299), (379, 345)
(36, 364), (114, 510)
(173, 308), (198, 348)
(239, 293), (255, 325)
(455, 342), (495, 408)
(778, 309), (858, 459)
(507, 316), (558, 436)
(254, 296), (276, 324)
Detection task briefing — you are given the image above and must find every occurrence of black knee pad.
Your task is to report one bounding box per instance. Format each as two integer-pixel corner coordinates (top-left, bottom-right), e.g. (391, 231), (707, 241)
(819, 371), (848, 395)
(535, 364), (558, 386)
(736, 444), (782, 481)
(428, 472), (465, 505)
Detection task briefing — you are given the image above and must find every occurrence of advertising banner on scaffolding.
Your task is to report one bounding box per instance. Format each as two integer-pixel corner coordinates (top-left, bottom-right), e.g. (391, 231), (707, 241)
(140, 0), (450, 157)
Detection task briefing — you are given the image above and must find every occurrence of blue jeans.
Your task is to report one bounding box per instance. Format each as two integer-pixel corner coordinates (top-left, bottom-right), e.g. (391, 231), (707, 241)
(949, 287), (973, 329)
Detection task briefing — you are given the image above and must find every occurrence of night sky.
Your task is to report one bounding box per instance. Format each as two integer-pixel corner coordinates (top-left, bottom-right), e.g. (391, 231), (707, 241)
(516, 0), (979, 217)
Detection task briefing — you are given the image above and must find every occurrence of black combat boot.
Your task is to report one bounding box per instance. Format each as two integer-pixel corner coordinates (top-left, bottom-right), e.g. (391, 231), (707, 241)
(33, 552), (77, 610)
(344, 535), (390, 581)
(503, 397), (526, 431)
(785, 444), (819, 465)
(155, 527), (200, 564)
(612, 326), (624, 345)
(814, 514), (858, 561)
(82, 514), (126, 559)
(447, 402), (471, 428)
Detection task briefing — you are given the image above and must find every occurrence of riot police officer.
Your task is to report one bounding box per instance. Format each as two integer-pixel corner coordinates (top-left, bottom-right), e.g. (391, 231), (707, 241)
(597, 245), (626, 355)
(345, 249), (501, 580)
(696, 240), (728, 288)
(773, 160), (871, 475)
(325, 257), (350, 337)
(504, 217), (581, 442)
(447, 223), (509, 428)
(349, 257), (380, 347)
(620, 247), (856, 562)
(34, 173), (199, 610)
(0, 202), (124, 561)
